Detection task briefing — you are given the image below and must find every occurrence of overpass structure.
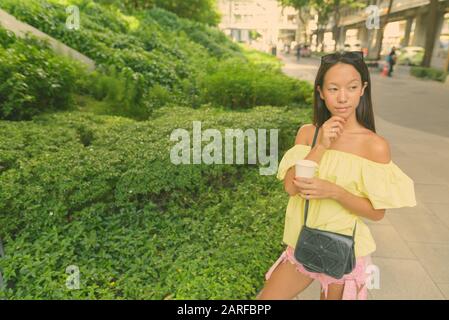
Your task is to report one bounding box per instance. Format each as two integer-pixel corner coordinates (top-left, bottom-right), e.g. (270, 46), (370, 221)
(314, 0), (449, 70)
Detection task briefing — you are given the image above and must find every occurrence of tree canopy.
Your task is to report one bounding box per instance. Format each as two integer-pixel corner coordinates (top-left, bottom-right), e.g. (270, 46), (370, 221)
(99, 0), (221, 26)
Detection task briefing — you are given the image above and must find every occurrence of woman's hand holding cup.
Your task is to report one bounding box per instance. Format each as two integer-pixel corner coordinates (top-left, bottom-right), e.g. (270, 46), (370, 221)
(293, 160), (339, 200)
(293, 160), (317, 198)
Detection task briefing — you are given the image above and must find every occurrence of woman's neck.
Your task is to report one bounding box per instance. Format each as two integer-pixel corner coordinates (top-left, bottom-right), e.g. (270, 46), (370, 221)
(341, 116), (366, 132)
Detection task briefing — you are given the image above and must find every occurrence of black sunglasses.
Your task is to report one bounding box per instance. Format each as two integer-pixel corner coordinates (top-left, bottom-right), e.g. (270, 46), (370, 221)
(321, 51), (364, 63)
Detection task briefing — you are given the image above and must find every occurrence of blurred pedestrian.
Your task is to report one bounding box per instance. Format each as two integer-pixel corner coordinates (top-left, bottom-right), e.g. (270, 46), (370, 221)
(386, 47), (397, 77)
(296, 44), (301, 62)
(271, 43), (277, 56)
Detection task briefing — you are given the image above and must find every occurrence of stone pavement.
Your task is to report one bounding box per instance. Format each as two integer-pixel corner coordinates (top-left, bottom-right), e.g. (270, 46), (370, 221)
(278, 53), (449, 300)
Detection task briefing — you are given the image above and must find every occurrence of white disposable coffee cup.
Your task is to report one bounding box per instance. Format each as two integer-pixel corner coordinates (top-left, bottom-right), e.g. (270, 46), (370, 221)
(295, 159), (318, 178)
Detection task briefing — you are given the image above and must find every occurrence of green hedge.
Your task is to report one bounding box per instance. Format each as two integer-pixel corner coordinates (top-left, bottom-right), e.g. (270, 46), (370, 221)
(0, 28), (87, 120)
(410, 66), (448, 82)
(200, 58), (313, 109)
(0, 105), (312, 299)
(0, 0), (312, 121)
(240, 44), (283, 70)
(141, 8), (242, 59)
(0, 0), (238, 111)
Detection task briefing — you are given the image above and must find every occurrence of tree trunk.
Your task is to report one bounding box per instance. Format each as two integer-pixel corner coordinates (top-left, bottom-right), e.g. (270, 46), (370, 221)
(296, 11), (302, 43)
(318, 29), (325, 52)
(333, 4), (341, 52)
(421, 0), (439, 67)
(295, 6), (312, 44)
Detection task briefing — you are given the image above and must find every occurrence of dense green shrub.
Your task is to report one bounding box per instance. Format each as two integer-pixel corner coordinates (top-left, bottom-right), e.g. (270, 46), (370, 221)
(0, 28), (15, 47)
(0, 0), (316, 299)
(80, 67), (151, 119)
(200, 58), (314, 109)
(0, 28), (87, 120)
(103, 0), (221, 26)
(0, 105), (312, 299)
(142, 8), (241, 59)
(241, 44), (283, 70)
(0, 0), (312, 117)
(0, 1), (246, 111)
(0, 2), (166, 93)
(150, 0), (221, 26)
(410, 66), (448, 82)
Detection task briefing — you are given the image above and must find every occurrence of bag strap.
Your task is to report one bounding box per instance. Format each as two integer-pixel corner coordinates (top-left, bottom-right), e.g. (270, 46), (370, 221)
(302, 125), (358, 236)
(303, 125), (319, 226)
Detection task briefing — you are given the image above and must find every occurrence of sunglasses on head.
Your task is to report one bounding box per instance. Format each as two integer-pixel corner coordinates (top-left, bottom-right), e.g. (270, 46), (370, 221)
(321, 51), (364, 63)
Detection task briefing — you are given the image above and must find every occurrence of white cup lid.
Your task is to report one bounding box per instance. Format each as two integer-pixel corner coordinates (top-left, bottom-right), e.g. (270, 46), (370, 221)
(296, 159), (318, 167)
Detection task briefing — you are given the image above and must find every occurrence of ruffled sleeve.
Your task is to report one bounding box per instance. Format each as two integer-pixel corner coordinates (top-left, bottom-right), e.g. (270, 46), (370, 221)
(276, 144), (312, 180)
(360, 161), (417, 210)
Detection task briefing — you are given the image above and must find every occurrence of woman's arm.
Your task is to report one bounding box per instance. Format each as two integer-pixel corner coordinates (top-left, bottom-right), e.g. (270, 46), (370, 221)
(332, 186), (385, 221)
(284, 125), (327, 196)
(331, 137), (390, 222)
(284, 145), (328, 197)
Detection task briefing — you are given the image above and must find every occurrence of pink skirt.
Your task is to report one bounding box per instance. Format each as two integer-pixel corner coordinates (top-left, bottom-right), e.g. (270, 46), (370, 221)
(265, 246), (371, 300)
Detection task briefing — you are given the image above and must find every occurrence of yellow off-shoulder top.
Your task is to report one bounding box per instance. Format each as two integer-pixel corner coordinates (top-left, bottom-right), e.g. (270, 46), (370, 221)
(277, 144), (417, 257)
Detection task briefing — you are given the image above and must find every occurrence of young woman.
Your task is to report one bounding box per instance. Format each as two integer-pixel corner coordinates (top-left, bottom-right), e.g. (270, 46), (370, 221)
(257, 51), (417, 300)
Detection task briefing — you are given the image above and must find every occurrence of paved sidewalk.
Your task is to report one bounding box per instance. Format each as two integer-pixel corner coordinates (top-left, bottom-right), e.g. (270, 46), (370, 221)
(279, 53), (449, 300)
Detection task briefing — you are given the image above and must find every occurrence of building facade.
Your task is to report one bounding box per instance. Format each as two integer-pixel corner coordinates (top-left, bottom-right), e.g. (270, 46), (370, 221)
(217, 0), (298, 51)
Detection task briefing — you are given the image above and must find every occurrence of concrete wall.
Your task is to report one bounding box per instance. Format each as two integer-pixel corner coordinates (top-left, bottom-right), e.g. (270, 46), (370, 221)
(0, 9), (95, 71)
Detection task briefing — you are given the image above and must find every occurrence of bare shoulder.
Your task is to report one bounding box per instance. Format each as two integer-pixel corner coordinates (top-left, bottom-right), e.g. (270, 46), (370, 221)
(295, 124), (316, 146)
(366, 133), (391, 164)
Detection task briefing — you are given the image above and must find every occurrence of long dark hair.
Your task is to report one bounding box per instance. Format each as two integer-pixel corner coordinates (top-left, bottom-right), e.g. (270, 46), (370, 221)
(312, 52), (376, 133)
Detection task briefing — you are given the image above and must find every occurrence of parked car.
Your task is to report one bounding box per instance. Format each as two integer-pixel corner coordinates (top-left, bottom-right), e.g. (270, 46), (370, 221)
(397, 46), (424, 66)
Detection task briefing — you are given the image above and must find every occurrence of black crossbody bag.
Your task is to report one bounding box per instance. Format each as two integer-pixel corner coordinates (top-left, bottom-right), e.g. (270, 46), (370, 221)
(293, 125), (357, 279)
